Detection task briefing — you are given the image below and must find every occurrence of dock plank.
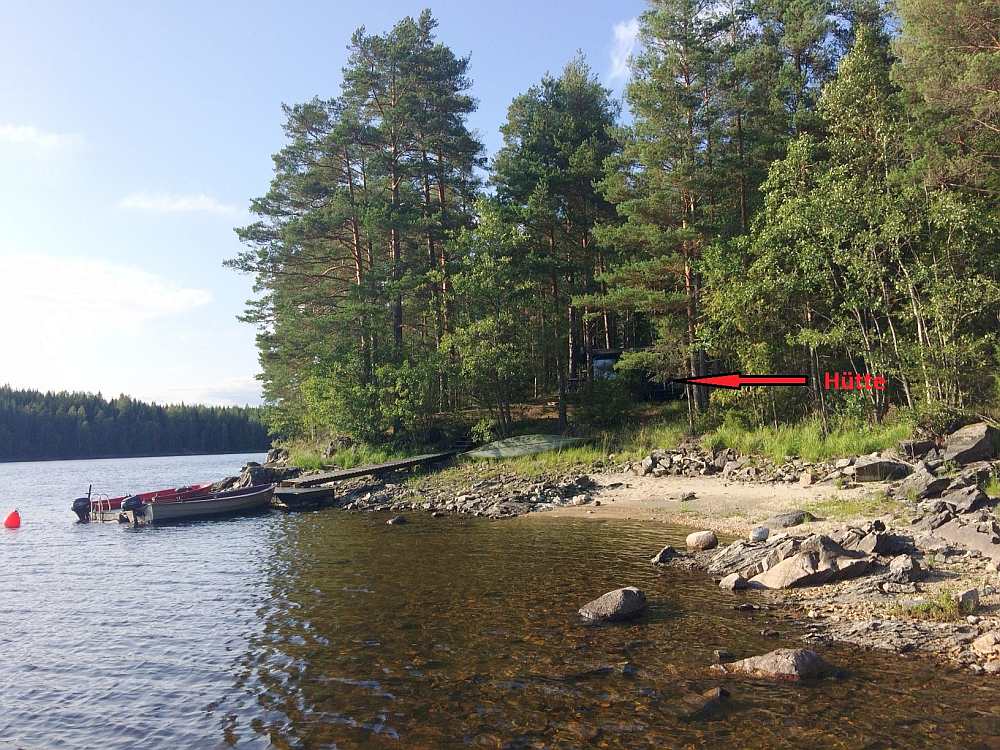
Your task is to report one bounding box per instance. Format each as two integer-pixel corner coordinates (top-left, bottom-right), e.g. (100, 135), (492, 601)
(287, 452), (455, 488)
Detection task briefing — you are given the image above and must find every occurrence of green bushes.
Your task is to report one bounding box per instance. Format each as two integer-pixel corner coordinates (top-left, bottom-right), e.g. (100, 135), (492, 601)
(573, 379), (633, 429)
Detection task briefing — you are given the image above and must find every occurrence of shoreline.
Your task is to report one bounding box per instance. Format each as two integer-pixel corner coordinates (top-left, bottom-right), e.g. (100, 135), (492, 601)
(285, 454), (1000, 676)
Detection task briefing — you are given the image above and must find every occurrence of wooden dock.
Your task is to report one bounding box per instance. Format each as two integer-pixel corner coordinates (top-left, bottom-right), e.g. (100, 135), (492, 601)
(286, 451), (456, 488)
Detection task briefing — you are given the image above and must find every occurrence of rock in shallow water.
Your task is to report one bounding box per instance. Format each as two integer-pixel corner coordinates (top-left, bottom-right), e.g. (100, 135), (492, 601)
(711, 648), (832, 681)
(686, 530), (718, 550)
(578, 586), (647, 622)
(719, 573), (748, 591)
(650, 546), (680, 565)
(386, 515), (407, 525)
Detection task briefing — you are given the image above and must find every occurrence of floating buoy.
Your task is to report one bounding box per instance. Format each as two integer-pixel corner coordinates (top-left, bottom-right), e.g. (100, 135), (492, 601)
(4, 509), (20, 529)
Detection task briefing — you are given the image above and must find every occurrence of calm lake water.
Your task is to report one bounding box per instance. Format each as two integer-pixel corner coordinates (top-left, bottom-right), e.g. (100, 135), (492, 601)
(1, 453), (999, 749)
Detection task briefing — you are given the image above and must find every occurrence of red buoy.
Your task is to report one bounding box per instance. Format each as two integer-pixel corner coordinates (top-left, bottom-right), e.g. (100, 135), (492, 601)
(4, 510), (20, 529)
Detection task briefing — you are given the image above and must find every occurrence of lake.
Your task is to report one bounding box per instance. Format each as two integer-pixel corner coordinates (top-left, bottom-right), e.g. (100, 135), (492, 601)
(1, 453), (998, 748)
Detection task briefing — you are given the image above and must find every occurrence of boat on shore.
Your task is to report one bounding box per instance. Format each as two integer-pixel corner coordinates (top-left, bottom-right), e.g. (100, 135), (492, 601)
(72, 483), (275, 525)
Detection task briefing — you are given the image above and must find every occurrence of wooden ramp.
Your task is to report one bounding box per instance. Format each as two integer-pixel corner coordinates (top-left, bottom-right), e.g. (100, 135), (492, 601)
(287, 452), (456, 488)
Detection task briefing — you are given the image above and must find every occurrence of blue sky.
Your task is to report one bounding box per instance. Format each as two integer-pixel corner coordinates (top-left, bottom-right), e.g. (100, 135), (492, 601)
(0, 1), (644, 406)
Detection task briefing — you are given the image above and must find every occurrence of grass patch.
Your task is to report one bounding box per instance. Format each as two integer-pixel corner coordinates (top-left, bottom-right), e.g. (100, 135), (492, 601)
(701, 417), (913, 463)
(288, 442), (412, 471)
(804, 492), (905, 521)
(985, 476), (1000, 497)
(889, 590), (962, 622)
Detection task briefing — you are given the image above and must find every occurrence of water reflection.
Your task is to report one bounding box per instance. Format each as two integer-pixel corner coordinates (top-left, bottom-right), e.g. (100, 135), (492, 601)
(224, 513), (1000, 748)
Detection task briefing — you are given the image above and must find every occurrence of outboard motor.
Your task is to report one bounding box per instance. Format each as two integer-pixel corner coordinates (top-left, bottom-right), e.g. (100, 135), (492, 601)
(72, 497), (92, 523)
(122, 495), (145, 513)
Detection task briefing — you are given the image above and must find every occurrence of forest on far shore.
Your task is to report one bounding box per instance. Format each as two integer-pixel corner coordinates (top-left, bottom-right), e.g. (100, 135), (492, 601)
(230, 0), (998, 447)
(0, 386), (270, 462)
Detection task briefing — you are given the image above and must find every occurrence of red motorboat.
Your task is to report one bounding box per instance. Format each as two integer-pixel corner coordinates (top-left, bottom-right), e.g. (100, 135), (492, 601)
(72, 483), (214, 522)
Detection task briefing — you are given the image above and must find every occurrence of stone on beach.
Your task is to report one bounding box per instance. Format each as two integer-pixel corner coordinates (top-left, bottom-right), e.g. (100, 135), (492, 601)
(852, 455), (913, 482)
(686, 530), (718, 550)
(711, 648), (832, 681)
(943, 422), (998, 465)
(972, 631), (1000, 660)
(763, 510), (815, 529)
(578, 586), (647, 622)
(953, 588), (980, 614)
(895, 468), (950, 500)
(748, 535), (872, 589)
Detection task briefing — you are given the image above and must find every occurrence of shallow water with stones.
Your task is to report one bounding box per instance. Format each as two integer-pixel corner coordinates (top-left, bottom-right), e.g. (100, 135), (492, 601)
(2, 453), (999, 748)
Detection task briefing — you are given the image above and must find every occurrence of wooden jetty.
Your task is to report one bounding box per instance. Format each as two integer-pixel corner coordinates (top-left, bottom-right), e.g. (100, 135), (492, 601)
(284, 451), (456, 489)
(272, 486), (335, 512)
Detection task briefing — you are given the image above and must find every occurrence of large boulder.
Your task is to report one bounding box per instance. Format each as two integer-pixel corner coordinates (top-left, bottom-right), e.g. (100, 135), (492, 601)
(578, 587), (647, 622)
(895, 468), (950, 500)
(748, 535), (872, 589)
(238, 463), (301, 488)
(943, 423), (999, 465)
(897, 438), (936, 460)
(853, 455), (912, 482)
(686, 530), (718, 550)
(712, 648), (832, 681)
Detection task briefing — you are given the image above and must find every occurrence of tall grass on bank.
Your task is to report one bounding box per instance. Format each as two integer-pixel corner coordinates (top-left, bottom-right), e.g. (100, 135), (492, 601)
(701, 417), (913, 463)
(288, 443), (409, 470)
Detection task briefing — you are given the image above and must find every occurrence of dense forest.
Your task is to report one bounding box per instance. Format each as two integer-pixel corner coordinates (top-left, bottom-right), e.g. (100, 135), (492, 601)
(229, 0), (998, 444)
(0, 386), (270, 462)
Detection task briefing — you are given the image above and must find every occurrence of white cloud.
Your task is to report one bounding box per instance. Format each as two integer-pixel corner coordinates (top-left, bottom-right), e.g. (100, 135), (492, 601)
(119, 191), (238, 216)
(609, 18), (640, 83)
(0, 254), (212, 334)
(0, 123), (82, 151)
(160, 376), (263, 406)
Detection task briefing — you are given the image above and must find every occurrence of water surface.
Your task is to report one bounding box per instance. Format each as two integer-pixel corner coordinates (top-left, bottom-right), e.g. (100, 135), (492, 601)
(1, 454), (998, 748)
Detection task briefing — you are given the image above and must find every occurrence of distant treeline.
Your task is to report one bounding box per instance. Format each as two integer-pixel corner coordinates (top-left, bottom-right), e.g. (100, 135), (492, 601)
(0, 386), (270, 462)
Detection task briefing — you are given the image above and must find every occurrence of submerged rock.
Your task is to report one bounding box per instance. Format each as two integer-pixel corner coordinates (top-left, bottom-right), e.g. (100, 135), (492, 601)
(686, 530), (718, 550)
(678, 686), (730, 720)
(386, 515), (407, 525)
(578, 586), (647, 623)
(711, 648), (832, 681)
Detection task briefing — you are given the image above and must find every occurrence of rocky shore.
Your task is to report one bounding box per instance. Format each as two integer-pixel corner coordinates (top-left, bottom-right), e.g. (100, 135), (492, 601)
(230, 424), (1000, 674)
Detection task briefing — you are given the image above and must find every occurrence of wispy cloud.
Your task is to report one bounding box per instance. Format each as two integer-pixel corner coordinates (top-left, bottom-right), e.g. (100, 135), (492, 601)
(0, 123), (82, 151)
(609, 18), (640, 84)
(119, 191), (238, 216)
(0, 254), (212, 334)
(162, 376), (263, 406)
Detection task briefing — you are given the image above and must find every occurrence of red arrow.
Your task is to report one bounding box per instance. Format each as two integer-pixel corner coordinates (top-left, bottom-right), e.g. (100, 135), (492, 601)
(673, 373), (809, 390)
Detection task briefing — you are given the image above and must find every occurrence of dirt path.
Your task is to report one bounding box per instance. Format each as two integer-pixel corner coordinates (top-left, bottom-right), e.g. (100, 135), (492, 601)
(546, 472), (894, 536)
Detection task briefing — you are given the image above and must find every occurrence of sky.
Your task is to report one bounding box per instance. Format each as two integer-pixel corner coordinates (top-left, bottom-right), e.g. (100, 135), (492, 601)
(0, 0), (645, 406)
